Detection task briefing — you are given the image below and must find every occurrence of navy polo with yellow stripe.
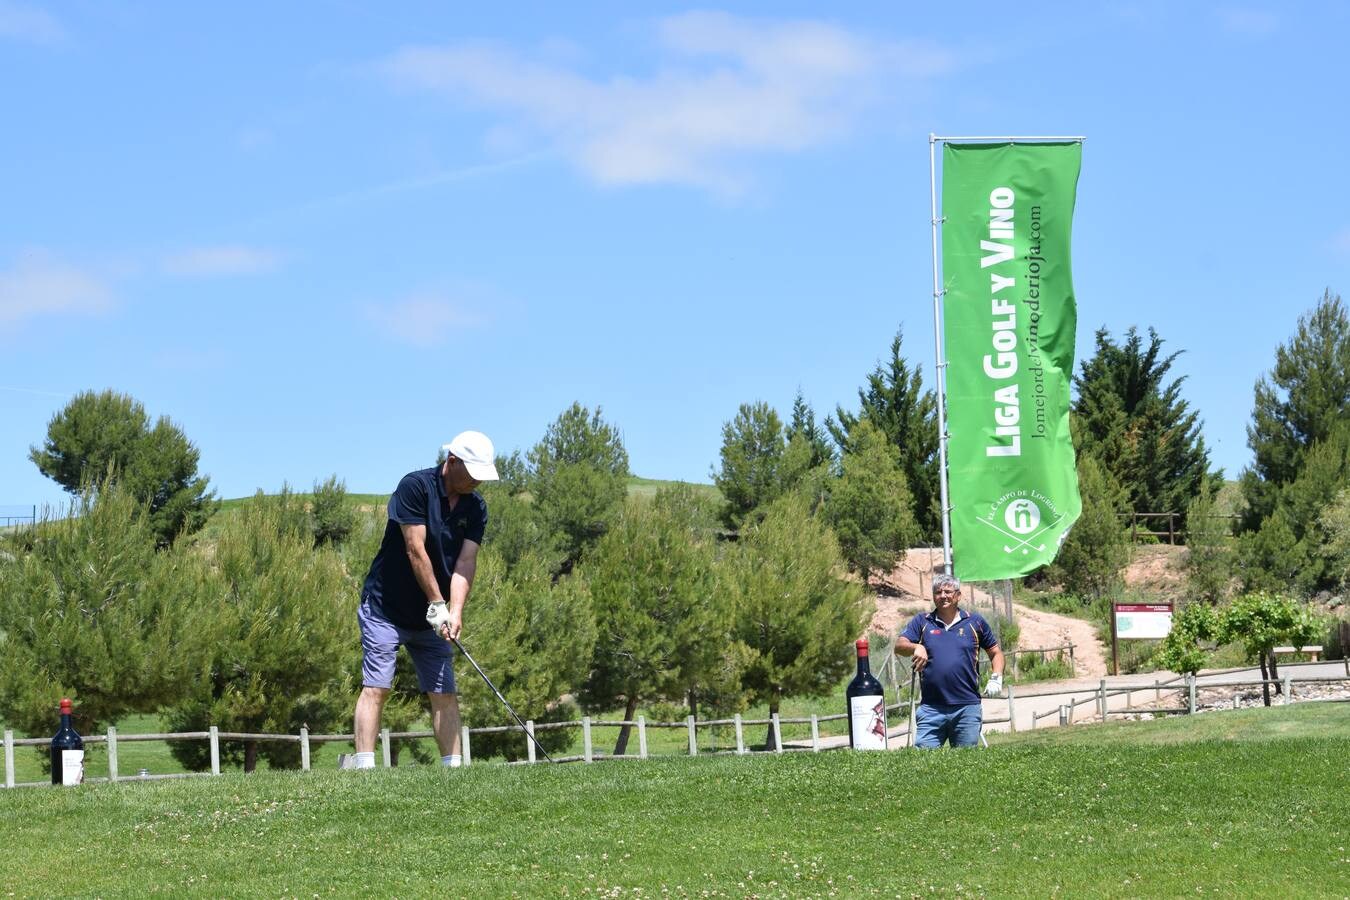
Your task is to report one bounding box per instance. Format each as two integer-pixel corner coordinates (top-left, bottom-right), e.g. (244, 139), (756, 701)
(901, 609), (998, 707)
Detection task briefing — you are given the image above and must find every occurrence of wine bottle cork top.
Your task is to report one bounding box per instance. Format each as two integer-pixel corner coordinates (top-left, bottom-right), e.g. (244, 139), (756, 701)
(856, 638), (869, 653)
(60, 698), (73, 713)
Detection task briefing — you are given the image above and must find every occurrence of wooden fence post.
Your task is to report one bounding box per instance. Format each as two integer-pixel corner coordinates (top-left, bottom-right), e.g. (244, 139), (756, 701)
(210, 726), (220, 776)
(686, 715), (697, 757)
(299, 727), (310, 772)
(526, 721), (536, 764)
(1059, 705), (1069, 727)
(771, 714), (783, 754)
(380, 728), (391, 767)
(1186, 674), (1196, 714)
(637, 716), (648, 760)
(107, 726), (119, 782)
(1006, 684), (1016, 733)
(461, 726), (472, 766)
(1099, 679), (1108, 720)
(583, 716), (593, 763)
(734, 714), (744, 755)
(1282, 674), (1292, 705)
(810, 715), (820, 751)
(4, 730), (13, 788)
(1068, 644), (1076, 678)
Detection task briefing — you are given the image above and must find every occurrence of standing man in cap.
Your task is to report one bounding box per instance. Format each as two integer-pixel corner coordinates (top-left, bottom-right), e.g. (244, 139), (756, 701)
(897, 573), (1005, 748)
(349, 431), (499, 769)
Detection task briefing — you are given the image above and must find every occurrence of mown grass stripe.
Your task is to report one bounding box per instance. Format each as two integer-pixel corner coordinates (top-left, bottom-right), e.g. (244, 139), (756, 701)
(2, 705), (1345, 896)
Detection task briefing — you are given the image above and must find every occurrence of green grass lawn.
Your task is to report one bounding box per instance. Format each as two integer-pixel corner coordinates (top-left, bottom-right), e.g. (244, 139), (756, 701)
(2, 704), (1345, 897)
(624, 475), (723, 502)
(991, 698), (1350, 747)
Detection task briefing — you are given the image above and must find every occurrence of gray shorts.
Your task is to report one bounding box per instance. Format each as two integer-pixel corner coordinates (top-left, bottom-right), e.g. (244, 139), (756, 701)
(358, 599), (457, 694)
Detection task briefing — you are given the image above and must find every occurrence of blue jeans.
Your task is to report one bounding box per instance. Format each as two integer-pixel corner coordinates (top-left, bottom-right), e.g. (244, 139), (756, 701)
(915, 702), (983, 748)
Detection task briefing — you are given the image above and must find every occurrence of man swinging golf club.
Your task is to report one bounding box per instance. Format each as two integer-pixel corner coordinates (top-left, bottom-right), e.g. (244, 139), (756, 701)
(897, 574), (1005, 748)
(349, 431), (498, 769)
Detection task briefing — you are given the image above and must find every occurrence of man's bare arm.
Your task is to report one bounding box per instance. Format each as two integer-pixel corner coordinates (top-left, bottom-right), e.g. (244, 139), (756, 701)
(896, 635), (929, 671)
(442, 539), (480, 641)
(400, 523), (443, 605)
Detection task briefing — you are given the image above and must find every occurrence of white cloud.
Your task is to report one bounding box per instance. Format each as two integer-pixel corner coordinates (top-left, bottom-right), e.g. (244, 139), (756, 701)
(0, 250), (112, 326)
(0, 1), (65, 45)
(377, 12), (953, 192)
(364, 291), (486, 347)
(1217, 8), (1279, 37)
(162, 245), (281, 277)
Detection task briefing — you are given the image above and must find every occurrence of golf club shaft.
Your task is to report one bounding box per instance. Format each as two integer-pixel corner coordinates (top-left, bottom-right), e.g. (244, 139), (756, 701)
(449, 636), (554, 763)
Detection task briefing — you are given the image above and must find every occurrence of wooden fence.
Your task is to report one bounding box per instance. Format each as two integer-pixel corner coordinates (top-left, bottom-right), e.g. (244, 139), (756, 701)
(6, 662), (1345, 789)
(1118, 512), (1240, 544)
(4, 704), (927, 789)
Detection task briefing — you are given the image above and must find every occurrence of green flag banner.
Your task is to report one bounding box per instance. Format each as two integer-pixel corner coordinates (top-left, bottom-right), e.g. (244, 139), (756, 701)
(941, 142), (1082, 580)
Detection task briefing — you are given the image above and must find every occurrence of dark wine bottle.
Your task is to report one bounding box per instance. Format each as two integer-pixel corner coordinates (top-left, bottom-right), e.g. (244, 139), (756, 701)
(846, 638), (887, 750)
(50, 698), (84, 786)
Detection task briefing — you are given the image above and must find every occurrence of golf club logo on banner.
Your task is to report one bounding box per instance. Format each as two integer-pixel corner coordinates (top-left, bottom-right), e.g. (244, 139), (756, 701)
(978, 489), (1067, 557)
(940, 141), (1084, 580)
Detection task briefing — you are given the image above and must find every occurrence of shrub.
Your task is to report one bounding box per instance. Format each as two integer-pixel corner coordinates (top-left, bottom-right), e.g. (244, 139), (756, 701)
(0, 481), (204, 743)
(1153, 601), (1219, 675)
(162, 492), (356, 772)
(310, 475), (357, 547)
(1048, 455), (1130, 598)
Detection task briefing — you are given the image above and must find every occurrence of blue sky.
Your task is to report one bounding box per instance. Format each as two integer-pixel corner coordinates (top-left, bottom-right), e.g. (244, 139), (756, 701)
(3, 2), (1348, 514)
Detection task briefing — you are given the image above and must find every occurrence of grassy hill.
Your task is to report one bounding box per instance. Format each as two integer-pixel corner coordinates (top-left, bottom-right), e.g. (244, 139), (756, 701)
(197, 476), (719, 546)
(213, 476), (719, 515)
(2, 703), (1344, 896)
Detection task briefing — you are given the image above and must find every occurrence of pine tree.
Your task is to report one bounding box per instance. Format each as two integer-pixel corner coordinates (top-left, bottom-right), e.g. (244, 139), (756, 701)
(1238, 421), (1350, 594)
(1241, 290), (1350, 531)
(527, 403), (630, 568)
(578, 487), (736, 753)
(1072, 327), (1214, 535)
(1048, 454), (1131, 600)
(0, 481), (204, 742)
(1183, 490), (1235, 604)
(1321, 487), (1350, 591)
(452, 547), (596, 760)
(712, 401), (787, 531)
(162, 490), (356, 772)
(786, 390), (834, 470)
(825, 419), (919, 584)
(28, 389), (218, 545)
(827, 329), (940, 540)
(727, 496), (869, 750)
(310, 474), (357, 548)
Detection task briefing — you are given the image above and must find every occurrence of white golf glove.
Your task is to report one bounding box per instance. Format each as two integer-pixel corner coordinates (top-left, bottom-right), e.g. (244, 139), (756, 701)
(984, 674), (1004, 697)
(426, 601), (452, 635)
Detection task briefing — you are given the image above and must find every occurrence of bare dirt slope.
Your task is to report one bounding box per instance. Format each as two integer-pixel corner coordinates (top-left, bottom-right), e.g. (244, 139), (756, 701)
(868, 549), (1111, 678)
(1121, 544), (1187, 594)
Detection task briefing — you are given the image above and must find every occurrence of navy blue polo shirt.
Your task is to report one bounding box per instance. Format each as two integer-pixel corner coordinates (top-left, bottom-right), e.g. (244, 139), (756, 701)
(361, 467), (488, 630)
(901, 609), (998, 707)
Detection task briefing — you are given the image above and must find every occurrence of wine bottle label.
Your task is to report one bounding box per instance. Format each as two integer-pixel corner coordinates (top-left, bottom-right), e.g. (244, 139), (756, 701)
(61, 749), (84, 786)
(849, 695), (887, 751)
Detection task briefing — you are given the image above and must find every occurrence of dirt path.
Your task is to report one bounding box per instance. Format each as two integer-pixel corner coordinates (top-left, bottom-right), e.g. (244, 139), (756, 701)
(867, 549), (1110, 678)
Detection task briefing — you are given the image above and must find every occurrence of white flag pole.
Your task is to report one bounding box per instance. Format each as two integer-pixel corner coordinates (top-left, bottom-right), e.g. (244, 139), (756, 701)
(928, 134), (1086, 578)
(928, 134), (954, 574)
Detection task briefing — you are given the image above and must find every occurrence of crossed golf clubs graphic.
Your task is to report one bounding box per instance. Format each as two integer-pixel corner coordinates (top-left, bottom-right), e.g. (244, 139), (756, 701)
(978, 511), (1064, 555)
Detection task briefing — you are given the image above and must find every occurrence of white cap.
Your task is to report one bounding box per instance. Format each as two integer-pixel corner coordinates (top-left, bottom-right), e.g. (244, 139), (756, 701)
(442, 430), (499, 481)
